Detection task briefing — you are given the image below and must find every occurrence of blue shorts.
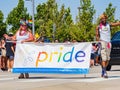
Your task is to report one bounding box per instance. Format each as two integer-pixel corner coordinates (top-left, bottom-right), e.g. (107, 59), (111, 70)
(91, 53), (95, 59)
(7, 56), (14, 60)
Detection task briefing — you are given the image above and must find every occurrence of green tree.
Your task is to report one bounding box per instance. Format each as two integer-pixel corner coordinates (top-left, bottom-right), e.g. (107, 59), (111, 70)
(36, 0), (58, 41)
(77, 0), (96, 41)
(36, 0), (73, 42)
(104, 3), (116, 22)
(0, 10), (6, 37)
(56, 6), (74, 42)
(6, 0), (30, 33)
(103, 3), (120, 36)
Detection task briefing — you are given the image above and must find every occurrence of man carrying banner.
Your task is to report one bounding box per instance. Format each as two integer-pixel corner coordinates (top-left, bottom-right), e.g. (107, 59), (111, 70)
(96, 13), (120, 78)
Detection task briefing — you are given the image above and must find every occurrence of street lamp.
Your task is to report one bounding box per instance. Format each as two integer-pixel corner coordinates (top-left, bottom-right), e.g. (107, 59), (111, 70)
(25, 0), (35, 35)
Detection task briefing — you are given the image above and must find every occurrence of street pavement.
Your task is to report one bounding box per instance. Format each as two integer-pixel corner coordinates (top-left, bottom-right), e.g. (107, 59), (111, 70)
(0, 65), (120, 90)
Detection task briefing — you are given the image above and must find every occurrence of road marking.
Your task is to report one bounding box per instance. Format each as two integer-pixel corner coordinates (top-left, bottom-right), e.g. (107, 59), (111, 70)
(75, 76), (120, 82)
(0, 72), (120, 83)
(0, 75), (8, 77)
(0, 76), (120, 83)
(18, 79), (56, 82)
(16, 76), (120, 83)
(0, 77), (14, 81)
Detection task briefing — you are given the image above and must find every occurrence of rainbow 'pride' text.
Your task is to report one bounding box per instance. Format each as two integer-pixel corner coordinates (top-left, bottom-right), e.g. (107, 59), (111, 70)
(36, 47), (85, 67)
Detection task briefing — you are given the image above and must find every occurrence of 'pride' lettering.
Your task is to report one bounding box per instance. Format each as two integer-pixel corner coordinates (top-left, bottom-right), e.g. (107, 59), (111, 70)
(36, 47), (85, 67)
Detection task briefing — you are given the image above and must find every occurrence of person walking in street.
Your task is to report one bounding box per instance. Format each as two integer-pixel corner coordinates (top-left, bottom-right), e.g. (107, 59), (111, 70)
(90, 43), (97, 67)
(94, 42), (101, 66)
(5, 33), (15, 72)
(0, 39), (2, 71)
(96, 13), (120, 78)
(0, 38), (7, 71)
(4, 18), (34, 79)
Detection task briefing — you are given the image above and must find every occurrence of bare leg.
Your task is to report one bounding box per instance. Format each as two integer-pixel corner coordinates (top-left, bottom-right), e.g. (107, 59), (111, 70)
(101, 61), (108, 78)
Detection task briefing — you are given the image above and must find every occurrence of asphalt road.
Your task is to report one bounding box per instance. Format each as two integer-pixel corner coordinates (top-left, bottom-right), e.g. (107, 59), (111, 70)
(0, 65), (120, 90)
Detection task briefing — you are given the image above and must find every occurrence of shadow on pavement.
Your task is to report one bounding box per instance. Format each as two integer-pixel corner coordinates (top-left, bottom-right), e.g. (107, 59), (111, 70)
(28, 76), (97, 79)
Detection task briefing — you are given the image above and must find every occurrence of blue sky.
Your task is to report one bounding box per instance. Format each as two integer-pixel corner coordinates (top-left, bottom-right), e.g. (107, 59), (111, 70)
(0, 0), (120, 22)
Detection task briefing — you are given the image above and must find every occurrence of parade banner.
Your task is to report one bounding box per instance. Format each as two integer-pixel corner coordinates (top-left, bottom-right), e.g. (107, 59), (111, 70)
(13, 42), (92, 74)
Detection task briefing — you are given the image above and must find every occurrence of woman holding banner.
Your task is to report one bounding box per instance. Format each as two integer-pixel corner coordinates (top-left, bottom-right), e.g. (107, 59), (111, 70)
(4, 19), (34, 79)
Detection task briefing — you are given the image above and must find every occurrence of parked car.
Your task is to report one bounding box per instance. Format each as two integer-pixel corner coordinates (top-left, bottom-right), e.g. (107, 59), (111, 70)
(106, 31), (120, 71)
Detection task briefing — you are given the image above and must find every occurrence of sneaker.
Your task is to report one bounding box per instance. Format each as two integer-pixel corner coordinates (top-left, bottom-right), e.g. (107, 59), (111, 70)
(103, 75), (108, 78)
(18, 73), (24, 79)
(8, 69), (11, 72)
(25, 73), (29, 79)
(103, 73), (108, 78)
(1, 68), (6, 71)
(101, 73), (108, 78)
(0, 69), (3, 72)
(11, 69), (13, 72)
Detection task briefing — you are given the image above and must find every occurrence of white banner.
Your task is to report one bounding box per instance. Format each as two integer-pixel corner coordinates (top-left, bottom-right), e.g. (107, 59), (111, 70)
(13, 42), (92, 74)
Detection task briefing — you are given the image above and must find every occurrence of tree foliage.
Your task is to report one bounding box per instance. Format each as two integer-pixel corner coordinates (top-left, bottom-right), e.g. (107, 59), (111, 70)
(0, 10), (6, 37)
(36, 0), (73, 42)
(1, 0), (120, 42)
(103, 3), (120, 36)
(77, 0), (96, 41)
(6, 0), (30, 33)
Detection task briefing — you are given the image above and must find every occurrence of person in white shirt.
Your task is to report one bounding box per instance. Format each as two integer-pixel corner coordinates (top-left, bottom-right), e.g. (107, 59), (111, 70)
(4, 19), (34, 79)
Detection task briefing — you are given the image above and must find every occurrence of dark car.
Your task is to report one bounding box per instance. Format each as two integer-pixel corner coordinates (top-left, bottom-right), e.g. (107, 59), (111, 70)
(106, 31), (120, 71)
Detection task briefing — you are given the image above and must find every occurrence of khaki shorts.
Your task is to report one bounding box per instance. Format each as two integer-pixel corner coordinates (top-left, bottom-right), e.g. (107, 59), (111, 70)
(100, 41), (111, 61)
(1, 49), (6, 57)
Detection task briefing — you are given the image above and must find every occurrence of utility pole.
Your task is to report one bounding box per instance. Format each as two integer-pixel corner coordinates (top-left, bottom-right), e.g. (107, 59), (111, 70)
(31, 0), (35, 35)
(77, 7), (82, 21)
(25, 0), (35, 35)
(52, 23), (56, 42)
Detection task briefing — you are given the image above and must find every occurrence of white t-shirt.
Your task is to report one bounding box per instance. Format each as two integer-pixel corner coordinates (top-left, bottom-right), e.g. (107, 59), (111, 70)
(99, 23), (111, 42)
(16, 30), (29, 42)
